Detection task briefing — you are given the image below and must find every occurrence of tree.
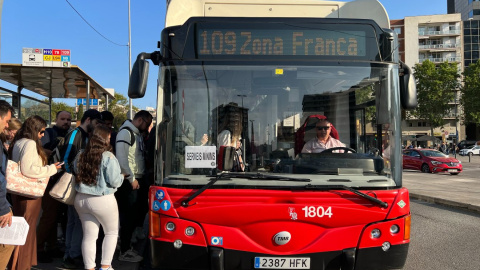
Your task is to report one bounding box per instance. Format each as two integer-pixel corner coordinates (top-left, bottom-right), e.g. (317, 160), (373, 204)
(77, 104), (84, 121)
(49, 100), (75, 122)
(461, 61), (480, 125)
(107, 93), (139, 130)
(412, 60), (460, 135)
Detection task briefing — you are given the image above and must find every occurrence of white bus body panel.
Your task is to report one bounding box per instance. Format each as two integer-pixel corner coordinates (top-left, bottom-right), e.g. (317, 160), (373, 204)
(165, 0), (389, 29)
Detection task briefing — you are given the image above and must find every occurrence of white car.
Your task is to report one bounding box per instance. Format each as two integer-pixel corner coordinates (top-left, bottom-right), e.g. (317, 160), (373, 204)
(459, 145), (480, 156)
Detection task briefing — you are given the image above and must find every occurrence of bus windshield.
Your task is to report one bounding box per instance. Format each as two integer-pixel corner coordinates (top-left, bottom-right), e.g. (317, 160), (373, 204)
(158, 62), (401, 188)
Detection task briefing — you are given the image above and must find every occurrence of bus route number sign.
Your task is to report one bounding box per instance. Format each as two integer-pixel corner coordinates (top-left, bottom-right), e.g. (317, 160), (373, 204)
(196, 28), (366, 57)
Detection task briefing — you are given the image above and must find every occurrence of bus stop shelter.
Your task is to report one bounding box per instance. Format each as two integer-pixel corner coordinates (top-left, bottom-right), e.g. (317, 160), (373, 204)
(0, 63), (114, 122)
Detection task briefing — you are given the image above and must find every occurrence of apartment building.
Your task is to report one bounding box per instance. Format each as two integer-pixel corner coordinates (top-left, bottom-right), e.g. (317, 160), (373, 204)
(391, 14), (464, 145)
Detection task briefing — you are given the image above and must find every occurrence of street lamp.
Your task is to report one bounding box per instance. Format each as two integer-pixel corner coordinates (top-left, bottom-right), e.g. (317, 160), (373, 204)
(454, 91), (458, 158)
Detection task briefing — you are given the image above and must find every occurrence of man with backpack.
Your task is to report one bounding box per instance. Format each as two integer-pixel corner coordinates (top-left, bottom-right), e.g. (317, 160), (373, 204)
(115, 110), (152, 262)
(37, 110), (72, 263)
(41, 111), (72, 156)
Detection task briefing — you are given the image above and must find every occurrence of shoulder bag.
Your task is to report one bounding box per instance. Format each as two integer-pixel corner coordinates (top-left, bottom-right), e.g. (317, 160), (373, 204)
(49, 129), (78, 205)
(6, 159), (49, 198)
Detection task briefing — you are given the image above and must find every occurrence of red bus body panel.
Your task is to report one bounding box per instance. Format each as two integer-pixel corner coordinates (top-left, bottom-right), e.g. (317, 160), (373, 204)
(149, 186), (410, 269)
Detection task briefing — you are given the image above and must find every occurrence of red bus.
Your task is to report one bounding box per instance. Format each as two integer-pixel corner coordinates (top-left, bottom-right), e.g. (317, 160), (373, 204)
(128, 0), (417, 269)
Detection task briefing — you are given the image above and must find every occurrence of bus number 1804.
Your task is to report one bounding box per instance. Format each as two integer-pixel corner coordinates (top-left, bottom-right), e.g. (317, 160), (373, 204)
(302, 206), (333, 218)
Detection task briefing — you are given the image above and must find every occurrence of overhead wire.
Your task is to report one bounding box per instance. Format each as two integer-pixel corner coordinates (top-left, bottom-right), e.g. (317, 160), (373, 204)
(65, 0), (128, 47)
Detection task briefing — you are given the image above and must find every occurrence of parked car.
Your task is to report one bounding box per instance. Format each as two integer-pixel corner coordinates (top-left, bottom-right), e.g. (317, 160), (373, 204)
(402, 149), (462, 175)
(457, 140), (477, 150)
(459, 145), (480, 156)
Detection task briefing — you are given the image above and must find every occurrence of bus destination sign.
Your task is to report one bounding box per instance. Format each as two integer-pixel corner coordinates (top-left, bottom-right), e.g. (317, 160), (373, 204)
(196, 28), (367, 57)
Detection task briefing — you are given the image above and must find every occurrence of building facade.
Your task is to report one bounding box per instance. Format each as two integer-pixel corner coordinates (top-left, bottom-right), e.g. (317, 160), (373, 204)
(448, 0), (480, 20)
(391, 14), (464, 145)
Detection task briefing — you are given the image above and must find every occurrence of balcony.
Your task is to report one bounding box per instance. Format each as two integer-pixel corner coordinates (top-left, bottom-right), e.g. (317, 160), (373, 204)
(419, 57), (462, 63)
(418, 44), (461, 51)
(418, 29), (461, 36)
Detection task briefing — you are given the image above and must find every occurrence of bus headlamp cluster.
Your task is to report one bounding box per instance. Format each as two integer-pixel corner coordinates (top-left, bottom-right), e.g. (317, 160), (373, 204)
(166, 222), (196, 236)
(371, 224), (401, 240)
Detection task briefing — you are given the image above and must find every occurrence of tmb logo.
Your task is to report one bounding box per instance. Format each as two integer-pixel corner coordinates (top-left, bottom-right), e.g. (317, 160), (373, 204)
(273, 231), (291, 245)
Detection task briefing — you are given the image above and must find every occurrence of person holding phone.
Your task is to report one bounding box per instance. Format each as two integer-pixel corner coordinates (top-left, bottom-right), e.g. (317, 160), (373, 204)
(8, 115), (62, 270)
(73, 125), (123, 270)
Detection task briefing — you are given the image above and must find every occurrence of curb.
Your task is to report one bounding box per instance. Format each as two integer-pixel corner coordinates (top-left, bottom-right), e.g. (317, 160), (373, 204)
(410, 193), (480, 214)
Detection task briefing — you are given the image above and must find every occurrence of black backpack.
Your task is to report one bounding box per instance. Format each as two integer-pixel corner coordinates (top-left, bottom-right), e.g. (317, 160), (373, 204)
(44, 128), (62, 151)
(117, 126), (135, 146)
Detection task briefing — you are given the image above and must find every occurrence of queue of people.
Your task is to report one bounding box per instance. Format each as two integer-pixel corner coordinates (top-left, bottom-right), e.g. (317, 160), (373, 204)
(0, 101), (154, 270)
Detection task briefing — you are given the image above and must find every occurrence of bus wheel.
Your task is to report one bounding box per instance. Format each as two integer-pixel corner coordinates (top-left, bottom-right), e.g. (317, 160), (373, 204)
(421, 164), (430, 173)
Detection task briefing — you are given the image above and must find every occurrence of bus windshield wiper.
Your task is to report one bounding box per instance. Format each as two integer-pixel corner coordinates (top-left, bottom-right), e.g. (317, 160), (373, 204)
(181, 173), (311, 207)
(224, 172), (311, 182)
(181, 174), (231, 207)
(304, 184), (388, 208)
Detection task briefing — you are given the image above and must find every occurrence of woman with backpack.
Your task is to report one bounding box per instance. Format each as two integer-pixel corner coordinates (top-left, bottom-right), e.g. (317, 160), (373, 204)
(73, 125), (124, 270)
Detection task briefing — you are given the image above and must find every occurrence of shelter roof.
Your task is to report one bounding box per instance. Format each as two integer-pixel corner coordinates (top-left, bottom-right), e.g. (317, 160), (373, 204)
(0, 64), (114, 100)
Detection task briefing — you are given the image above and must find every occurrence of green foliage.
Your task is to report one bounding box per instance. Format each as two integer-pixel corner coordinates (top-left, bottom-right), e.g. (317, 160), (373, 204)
(77, 104), (84, 121)
(107, 93), (139, 130)
(355, 85), (376, 124)
(21, 100), (50, 122)
(50, 100), (75, 123)
(461, 61), (480, 125)
(412, 60), (459, 129)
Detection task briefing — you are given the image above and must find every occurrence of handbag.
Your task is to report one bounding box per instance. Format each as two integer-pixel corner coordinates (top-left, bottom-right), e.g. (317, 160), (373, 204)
(49, 171), (76, 205)
(49, 129), (79, 205)
(6, 160), (49, 198)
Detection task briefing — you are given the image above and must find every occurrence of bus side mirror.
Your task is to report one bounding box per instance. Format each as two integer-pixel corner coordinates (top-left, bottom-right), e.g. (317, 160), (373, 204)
(400, 62), (418, 110)
(128, 51), (162, 99)
(128, 54), (149, 98)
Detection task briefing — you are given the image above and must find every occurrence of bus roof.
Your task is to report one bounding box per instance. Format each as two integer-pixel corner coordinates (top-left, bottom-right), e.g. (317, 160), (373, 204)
(165, 0), (389, 29)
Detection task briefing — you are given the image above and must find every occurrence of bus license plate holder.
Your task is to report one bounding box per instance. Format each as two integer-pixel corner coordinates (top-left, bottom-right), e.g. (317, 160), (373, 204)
(254, 257), (310, 269)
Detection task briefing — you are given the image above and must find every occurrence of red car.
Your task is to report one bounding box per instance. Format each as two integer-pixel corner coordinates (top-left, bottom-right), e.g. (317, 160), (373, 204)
(403, 149), (462, 175)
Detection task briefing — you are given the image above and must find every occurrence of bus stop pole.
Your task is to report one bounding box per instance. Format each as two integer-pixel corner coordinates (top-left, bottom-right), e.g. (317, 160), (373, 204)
(105, 95), (109, 111)
(128, 0), (133, 119)
(86, 79), (90, 110)
(49, 96), (53, 125)
(16, 86), (22, 119)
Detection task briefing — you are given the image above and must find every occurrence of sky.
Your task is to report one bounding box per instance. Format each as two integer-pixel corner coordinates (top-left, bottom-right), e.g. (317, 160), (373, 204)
(0, 0), (447, 110)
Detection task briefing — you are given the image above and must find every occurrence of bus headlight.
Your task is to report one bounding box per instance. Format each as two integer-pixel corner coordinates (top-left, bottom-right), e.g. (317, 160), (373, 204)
(173, 239), (183, 249)
(185, 226), (195, 236)
(382, 241), (391, 251)
(390, 225), (400, 234)
(371, 228), (381, 239)
(166, 222), (176, 231)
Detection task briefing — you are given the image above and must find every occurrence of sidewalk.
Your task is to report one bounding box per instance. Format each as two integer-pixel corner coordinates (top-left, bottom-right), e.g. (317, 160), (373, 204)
(404, 154), (480, 214)
(32, 238), (145, 270)
(32, 252), (140, 270)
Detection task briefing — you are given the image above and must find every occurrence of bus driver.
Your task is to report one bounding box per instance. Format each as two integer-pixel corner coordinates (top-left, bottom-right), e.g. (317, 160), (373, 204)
(301, 119), (345, 153)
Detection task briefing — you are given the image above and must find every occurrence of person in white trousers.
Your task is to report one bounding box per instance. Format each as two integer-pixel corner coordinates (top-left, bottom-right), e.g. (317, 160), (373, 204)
(73, 125), (124, 270)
